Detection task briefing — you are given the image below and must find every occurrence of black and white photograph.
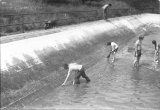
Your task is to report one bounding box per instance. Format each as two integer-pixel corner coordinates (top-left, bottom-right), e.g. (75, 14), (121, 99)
(0, 0), (160, 110)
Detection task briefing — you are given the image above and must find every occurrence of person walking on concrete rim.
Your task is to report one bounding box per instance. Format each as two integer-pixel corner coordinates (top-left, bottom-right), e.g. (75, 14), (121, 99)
(152, 40), (160, 68)
(102, 3), (112, 20)
(62, 63), (90, 85)
(106, 41), (119, 63)
(133, 36), (144, 67)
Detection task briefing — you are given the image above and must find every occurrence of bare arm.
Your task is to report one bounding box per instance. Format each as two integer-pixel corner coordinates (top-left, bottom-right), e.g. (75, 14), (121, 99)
(62, 69), (71, 85)
(107, 46), (113, 58)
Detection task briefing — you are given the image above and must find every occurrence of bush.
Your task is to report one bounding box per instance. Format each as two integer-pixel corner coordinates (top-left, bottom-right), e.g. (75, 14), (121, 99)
(116, 0), (158, 10)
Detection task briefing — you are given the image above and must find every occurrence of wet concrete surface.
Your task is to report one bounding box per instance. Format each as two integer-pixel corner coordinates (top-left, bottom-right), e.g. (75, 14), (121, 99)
(19, 29), (160, 110)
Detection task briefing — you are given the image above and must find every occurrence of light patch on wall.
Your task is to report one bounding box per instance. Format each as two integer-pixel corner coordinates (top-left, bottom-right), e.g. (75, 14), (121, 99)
(139, 14), (160, 25)
(120, 20), (135, 31)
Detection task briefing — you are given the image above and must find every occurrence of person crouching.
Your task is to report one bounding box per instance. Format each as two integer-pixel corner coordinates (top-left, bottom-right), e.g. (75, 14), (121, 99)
(62, 63), (91, 85)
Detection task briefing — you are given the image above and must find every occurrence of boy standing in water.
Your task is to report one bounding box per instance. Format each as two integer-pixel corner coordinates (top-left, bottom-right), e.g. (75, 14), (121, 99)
(106, 42), (119, 63)
(152, 40), (160, 68)
(133, 36), (144, 67)
(102, 3), (112, 20)
(62, 63), (90, 85)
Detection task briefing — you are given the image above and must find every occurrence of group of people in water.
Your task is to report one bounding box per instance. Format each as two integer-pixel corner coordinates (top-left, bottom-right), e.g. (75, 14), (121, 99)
(134, 36), (160, 68)
(60, 3), (159, 86)
(61, 35), (160, 86)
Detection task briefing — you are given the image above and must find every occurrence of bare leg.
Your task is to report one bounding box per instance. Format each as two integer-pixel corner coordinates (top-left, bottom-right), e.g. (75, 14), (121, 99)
(133, 58), (137, 67)
(73, 80), (75, 85)
(134, 56), (139, 67)
(81, 68), (90, 83)
(74, 71), (81, 84)
(137, 56), (140, 66)
(103, 11), (105, 19)
(133, 51), (140, 67)
(154, 52), (159, 69)
(112, 52), (116, 63)
(154, 60), (158, 69)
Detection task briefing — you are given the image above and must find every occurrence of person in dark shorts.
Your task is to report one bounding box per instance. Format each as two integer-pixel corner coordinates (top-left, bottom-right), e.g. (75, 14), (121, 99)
(152, 40), (160, 68)
(62, 63), (90, 85)
(133, 36), (144, 67)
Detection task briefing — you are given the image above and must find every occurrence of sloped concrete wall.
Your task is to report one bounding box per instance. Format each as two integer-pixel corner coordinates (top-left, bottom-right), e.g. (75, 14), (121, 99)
(1, 13), (160, 108)
(1, 14), (160, 107)
(1, 14), (160, 71)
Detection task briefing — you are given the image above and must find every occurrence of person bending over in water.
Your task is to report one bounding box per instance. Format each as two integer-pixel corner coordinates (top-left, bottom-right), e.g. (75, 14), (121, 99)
(106, 42), (119, 63)
(62, 63), (90, 85)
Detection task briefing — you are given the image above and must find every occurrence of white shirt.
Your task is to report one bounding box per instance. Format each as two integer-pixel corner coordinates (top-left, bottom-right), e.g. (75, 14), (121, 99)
(68, 63), (83, 71)
(111, 42), (118, 51)
(62, 63), (83, 85)
(102, 4), (110, 10)
(135, 40), (142, 51)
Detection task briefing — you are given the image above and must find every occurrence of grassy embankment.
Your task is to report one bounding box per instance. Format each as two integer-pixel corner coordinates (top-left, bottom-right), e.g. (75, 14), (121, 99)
(0, 0), (98, 36)
(0, 0), (135, 36)
(0, 0), (158, 36)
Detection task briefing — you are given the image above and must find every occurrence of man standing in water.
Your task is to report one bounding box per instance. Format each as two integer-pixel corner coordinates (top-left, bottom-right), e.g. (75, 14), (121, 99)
(102, 3), (112, 20)
(106, 41), (119, 63)
(62, 63), (90, 85)
(133, 36), (144, 67)
(152, 40), (160, 68)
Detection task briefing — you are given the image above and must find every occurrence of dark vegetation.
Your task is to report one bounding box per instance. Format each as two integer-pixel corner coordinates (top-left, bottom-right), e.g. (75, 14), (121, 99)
(0, 0), (158, 36)
(116, 0), (159, 10)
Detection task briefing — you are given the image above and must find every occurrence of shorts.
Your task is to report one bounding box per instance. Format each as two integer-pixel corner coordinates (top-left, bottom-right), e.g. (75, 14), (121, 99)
(136, 50), (141, 58)
(114, 48), (118, 52)
(112, 48), (118, 54)
(74, 67), (90, 84)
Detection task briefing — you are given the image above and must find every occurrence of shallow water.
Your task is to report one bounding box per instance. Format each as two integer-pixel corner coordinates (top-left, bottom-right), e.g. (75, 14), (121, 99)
(22, 28), (160, 110)
(25, 53), (160, 110)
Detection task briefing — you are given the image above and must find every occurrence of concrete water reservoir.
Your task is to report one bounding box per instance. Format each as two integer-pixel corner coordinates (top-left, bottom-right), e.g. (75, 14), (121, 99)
(1, 14), (160, 109)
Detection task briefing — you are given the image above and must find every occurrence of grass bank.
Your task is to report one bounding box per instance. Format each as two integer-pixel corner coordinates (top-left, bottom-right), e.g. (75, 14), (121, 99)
(0, 0), (158, 36)
(0, 0), (99, 36)
(0, 0), (143, 36)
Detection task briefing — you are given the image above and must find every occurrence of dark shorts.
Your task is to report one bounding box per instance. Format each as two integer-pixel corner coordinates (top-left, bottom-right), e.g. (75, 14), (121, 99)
(74, 67), (90, 84)
(114, 48), (118, 52)
(112, 48), (118, 54)
(136, 50), (141, 58)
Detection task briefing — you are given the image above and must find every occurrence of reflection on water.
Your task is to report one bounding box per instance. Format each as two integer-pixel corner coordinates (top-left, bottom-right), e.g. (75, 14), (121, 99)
(29, 56), (160, 109)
